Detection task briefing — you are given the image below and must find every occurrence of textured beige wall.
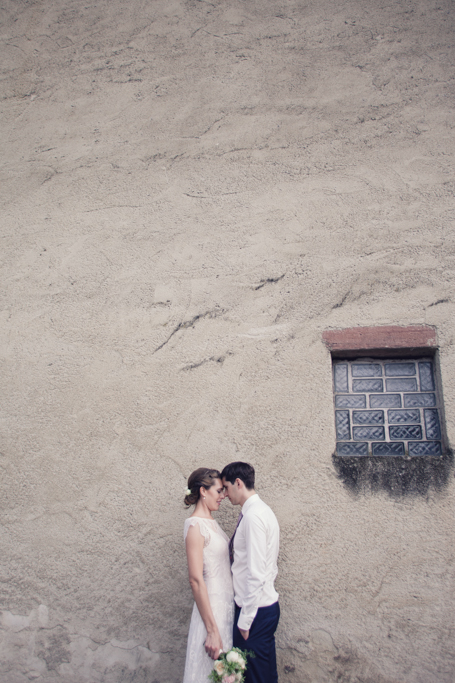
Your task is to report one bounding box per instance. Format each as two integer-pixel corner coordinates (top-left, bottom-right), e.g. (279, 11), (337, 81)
(1, 0), (455, 681)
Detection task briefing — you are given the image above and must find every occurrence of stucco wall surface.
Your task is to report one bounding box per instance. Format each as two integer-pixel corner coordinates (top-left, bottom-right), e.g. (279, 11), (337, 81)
(1, 0), (455, 681)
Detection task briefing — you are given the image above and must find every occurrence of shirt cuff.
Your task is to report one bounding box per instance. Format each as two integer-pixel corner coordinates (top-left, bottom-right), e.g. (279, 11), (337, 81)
(237, 608), (257, 631)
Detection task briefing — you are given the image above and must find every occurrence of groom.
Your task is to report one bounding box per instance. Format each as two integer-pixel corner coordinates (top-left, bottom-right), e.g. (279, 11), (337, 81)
(221, 462), (280, 683)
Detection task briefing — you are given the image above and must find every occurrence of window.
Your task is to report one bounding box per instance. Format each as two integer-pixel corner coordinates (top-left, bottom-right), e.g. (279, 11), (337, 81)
(323, 325), (446, 458)
(333, 357), (442, 456)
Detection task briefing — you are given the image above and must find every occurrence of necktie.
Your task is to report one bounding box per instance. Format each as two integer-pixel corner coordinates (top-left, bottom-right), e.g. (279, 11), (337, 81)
(228, 512), (243, 565)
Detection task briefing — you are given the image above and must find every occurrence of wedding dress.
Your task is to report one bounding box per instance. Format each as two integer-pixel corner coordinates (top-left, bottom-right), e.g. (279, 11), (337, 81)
(183, 517), (234, 683)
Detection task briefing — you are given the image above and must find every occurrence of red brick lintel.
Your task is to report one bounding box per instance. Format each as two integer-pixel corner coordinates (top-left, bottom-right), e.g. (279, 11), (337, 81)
(323, 325), (437, 356)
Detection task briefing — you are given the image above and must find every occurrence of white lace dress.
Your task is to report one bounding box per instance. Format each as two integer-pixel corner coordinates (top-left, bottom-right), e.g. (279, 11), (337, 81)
(183, 517), (234, 683)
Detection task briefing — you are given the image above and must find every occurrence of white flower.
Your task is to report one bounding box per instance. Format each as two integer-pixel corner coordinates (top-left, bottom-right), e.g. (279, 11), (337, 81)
(214, 660), (225, 676)
(226, 651), (242, 666)
(185, 488), (191, 496)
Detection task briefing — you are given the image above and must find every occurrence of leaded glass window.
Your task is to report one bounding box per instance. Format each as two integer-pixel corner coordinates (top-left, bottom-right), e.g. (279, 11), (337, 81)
(333, 358), (443, 456)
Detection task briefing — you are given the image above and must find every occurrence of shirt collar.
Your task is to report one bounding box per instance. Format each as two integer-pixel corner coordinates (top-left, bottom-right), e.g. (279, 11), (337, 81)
(241, 493), (259, 513)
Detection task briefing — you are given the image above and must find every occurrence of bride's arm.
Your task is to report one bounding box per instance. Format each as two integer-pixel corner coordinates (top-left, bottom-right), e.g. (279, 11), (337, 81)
(185, 524), (223, 659)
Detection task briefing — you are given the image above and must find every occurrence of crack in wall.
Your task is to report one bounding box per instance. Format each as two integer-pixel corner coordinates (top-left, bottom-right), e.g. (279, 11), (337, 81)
(181, 351), (233, 371)
(428, 298), (450, 307)
(253, 273), (286, 290)
(153, 308), (226, 353)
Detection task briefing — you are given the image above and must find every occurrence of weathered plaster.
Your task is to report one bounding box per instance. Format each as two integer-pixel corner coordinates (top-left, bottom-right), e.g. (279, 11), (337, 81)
(1, 0), (455, 681)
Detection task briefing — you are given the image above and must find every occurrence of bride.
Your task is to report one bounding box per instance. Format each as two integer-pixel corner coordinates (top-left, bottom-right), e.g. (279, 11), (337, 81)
(183, 468), (234, 683)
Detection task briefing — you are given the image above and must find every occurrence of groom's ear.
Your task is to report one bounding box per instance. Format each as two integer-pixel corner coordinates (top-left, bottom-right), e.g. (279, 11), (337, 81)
(235, 478), (243, 489)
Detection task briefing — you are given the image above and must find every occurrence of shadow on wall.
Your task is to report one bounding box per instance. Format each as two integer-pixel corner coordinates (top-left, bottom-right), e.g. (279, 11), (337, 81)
(332, 451), (454, 496)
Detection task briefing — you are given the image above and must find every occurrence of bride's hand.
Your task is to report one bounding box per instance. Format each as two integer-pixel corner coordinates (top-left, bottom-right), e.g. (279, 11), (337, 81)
(204, 630), (223, 660)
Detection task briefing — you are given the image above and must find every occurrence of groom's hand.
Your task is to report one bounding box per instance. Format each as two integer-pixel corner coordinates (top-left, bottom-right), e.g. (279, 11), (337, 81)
(239, 628), (249, 640)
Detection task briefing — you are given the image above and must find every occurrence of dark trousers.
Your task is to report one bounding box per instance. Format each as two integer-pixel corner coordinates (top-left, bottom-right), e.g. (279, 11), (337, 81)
(233, 602), (280, 683)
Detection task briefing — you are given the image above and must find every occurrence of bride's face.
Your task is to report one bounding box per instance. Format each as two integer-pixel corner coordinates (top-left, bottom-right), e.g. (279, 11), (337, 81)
(202, 478), (225, 512)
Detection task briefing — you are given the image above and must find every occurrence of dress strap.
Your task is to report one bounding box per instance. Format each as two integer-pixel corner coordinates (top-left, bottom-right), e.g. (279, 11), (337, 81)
(183, 517), (211, 547)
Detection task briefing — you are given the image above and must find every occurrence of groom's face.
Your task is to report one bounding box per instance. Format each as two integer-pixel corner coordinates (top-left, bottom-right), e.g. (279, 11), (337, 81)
(222, 478), (241, 506)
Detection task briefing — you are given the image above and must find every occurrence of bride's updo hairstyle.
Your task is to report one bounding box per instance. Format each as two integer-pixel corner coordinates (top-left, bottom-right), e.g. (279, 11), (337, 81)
(184, 468), (221, 508)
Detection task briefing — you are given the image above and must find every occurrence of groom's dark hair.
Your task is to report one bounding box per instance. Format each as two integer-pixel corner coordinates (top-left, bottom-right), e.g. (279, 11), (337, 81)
(221, 461), (255, 490)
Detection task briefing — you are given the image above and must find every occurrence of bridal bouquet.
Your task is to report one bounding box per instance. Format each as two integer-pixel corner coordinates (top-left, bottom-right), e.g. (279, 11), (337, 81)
(209, 647), (252, 683)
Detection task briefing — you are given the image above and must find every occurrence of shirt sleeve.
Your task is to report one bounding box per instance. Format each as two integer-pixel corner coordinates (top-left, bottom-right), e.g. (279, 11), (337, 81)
(237, 512), (267, 631)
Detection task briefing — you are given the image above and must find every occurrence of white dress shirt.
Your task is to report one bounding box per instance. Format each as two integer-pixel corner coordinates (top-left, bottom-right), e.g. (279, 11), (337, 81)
(232, 494), (279, 631)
